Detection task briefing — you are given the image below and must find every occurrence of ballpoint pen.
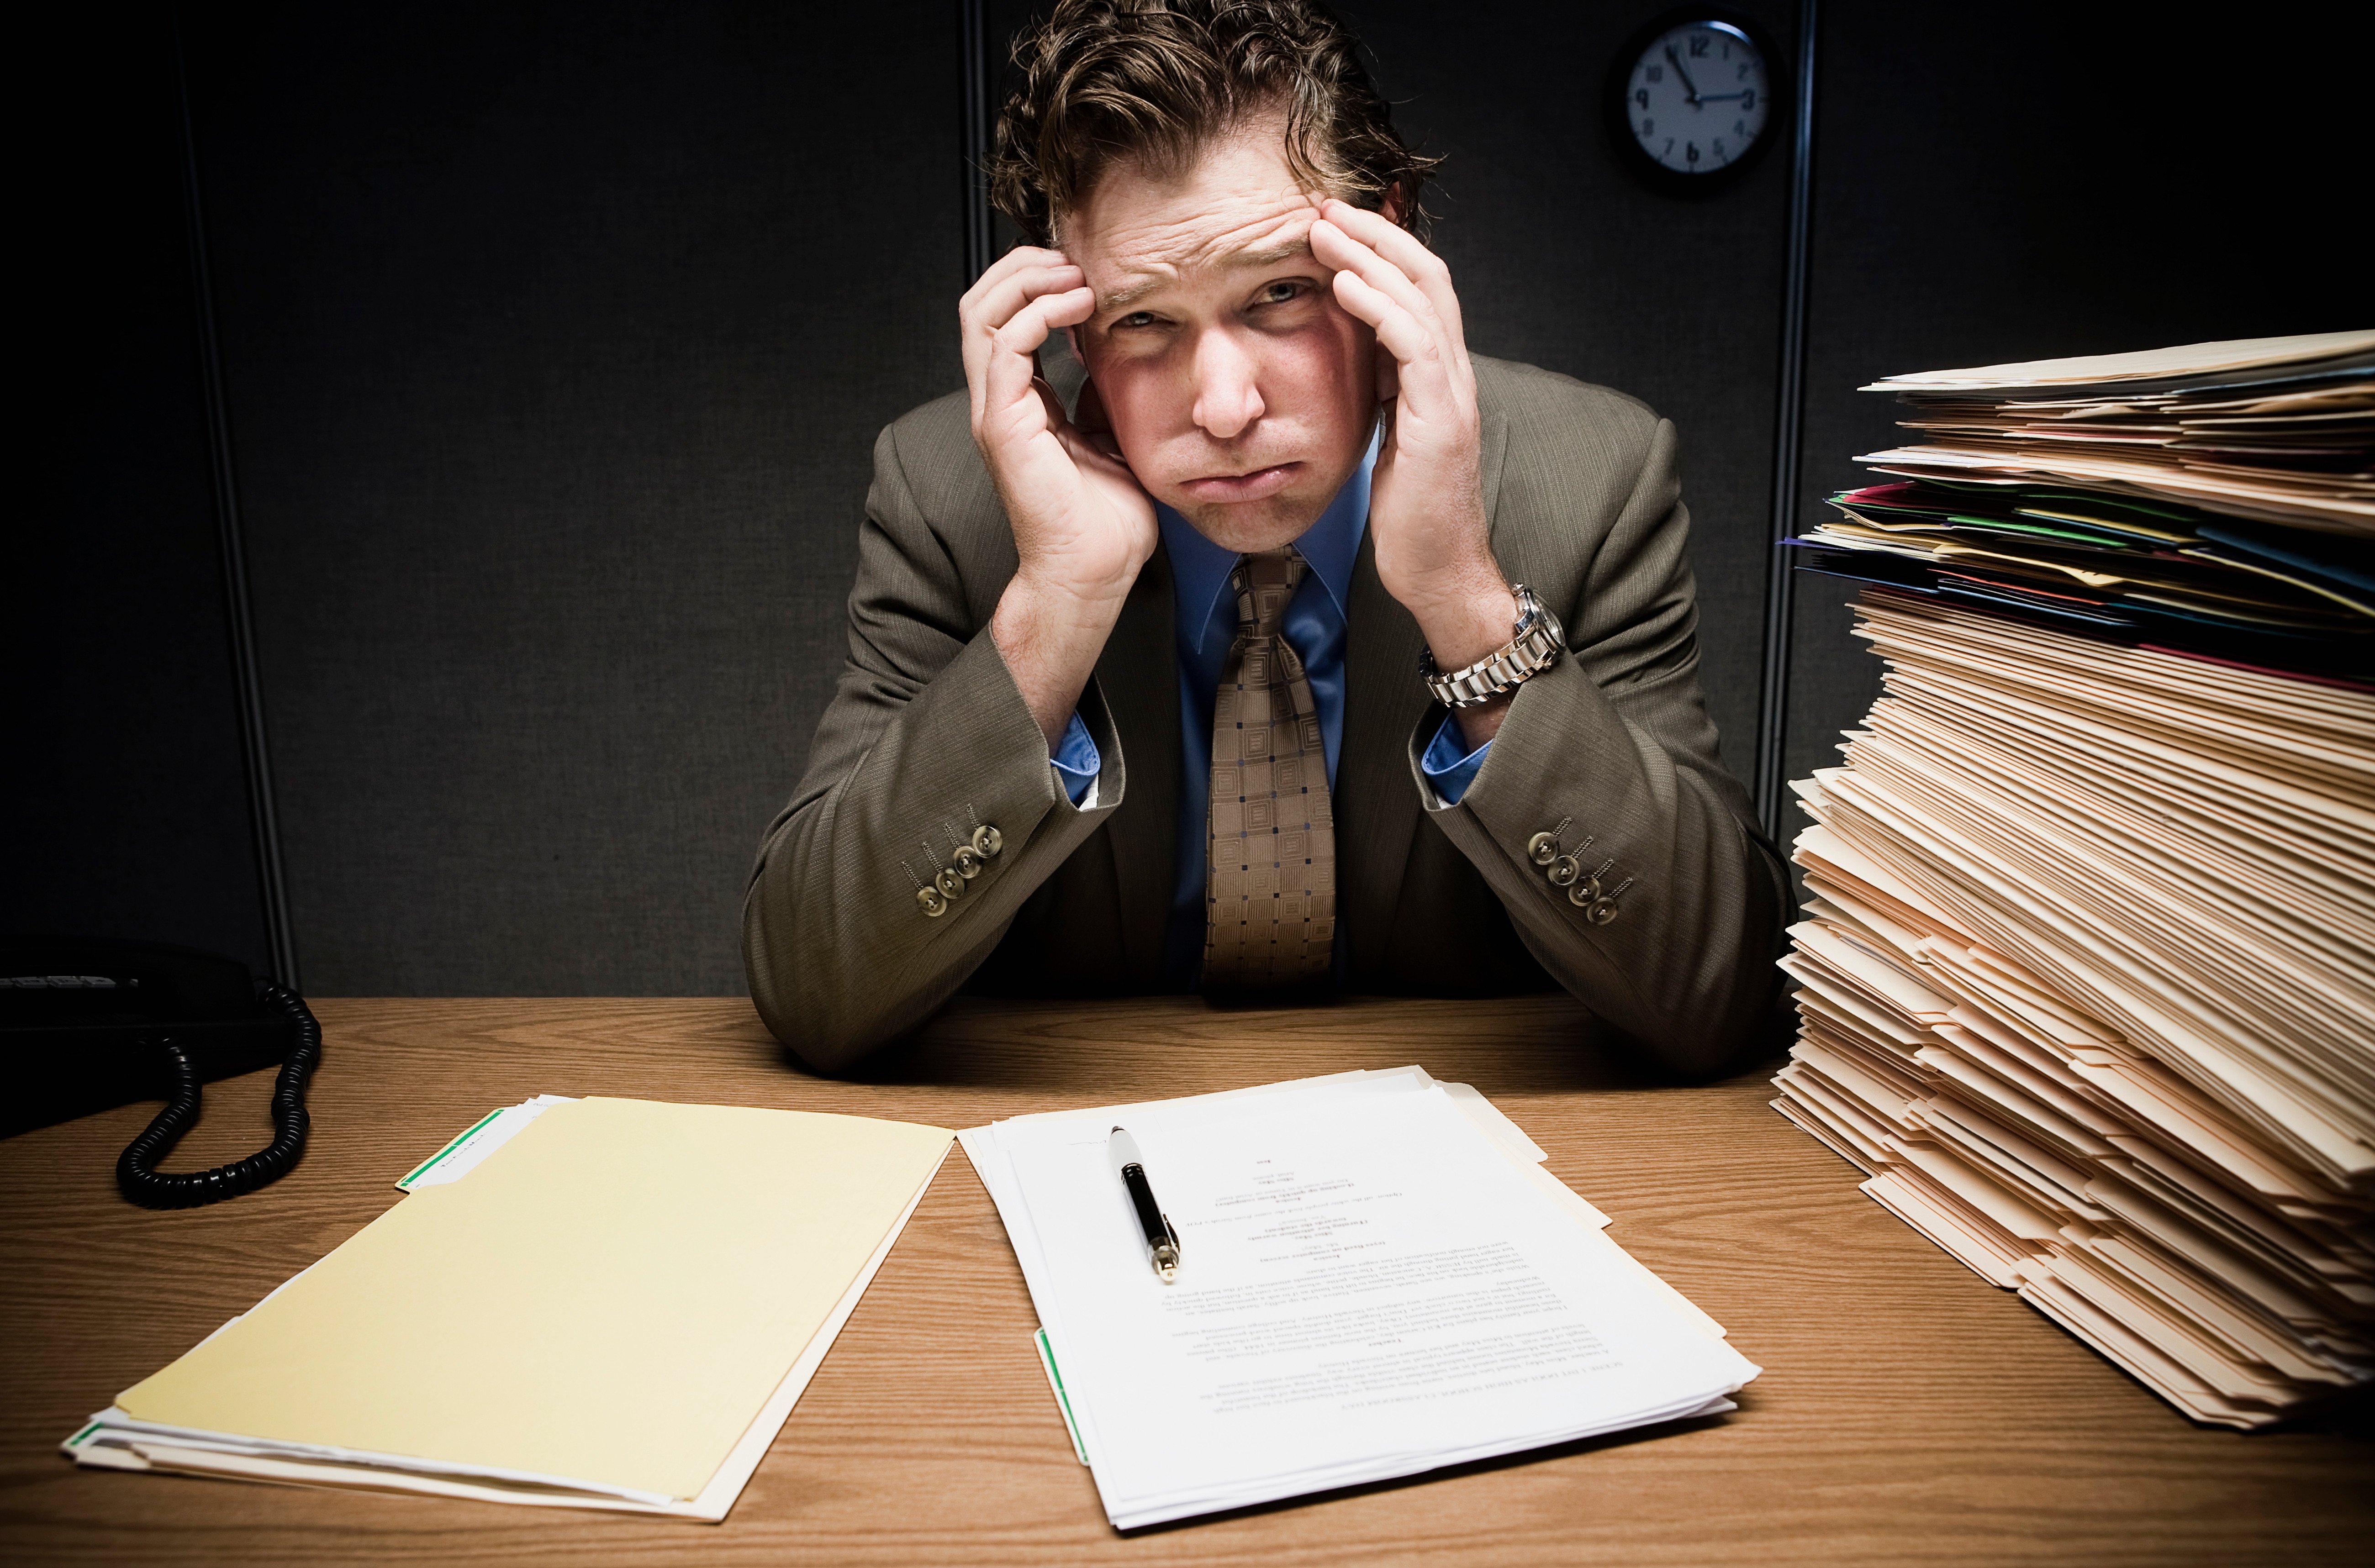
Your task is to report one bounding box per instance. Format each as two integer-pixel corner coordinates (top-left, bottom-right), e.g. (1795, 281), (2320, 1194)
(1109, 1126), (1181, 1283)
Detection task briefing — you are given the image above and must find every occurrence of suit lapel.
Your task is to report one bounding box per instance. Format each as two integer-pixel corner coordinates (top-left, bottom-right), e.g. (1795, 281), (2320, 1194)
(1338, 395), (1512, 979)
(1096, 542), (1180, 986)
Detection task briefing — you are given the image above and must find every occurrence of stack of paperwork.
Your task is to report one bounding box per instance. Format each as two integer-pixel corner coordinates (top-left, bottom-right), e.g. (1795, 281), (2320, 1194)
(1796, 331), (2373, 672)
(63, 1096), (953, 1518)
(1775, 333), (2375, 1428)
(962, 1067), (1758, 1529)
(1851, 329), (2375, 535)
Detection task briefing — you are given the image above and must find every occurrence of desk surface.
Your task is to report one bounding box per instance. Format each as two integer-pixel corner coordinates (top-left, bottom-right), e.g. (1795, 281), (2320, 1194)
(2, 996), (2367, 1566)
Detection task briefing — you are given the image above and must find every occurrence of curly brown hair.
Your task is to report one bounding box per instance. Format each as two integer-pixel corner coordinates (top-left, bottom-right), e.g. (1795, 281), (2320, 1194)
(987, 0), (1441, 248)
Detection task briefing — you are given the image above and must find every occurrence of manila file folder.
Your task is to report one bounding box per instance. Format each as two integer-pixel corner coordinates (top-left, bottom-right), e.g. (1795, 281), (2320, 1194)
(113, 1096), (952, 1502)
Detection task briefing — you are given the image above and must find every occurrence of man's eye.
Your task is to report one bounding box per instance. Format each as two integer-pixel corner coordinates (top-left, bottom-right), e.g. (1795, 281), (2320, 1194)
(1257, 282), (1305, 305)
(1117, 311), (1156, 329)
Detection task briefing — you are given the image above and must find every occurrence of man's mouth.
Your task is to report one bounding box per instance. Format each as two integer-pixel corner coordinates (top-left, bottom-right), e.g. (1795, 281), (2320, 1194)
(1179, 462), (1302, 504)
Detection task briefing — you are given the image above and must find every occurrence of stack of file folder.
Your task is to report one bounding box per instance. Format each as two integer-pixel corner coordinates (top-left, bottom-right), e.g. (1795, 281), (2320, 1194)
(1773, 331), (2374, 1428)
(963, 1068), (1758, 1528)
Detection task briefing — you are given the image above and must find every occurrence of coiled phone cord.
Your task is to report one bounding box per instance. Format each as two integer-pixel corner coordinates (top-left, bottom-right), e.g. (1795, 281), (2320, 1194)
(116, 980), (322, 1208)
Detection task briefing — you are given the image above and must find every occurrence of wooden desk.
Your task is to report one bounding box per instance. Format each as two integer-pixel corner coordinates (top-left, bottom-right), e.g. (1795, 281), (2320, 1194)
(2, 996), (2367, 1565)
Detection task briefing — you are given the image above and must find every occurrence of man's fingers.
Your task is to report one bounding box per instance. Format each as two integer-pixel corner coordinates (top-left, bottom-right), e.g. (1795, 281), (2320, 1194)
(1031, 375), (1068, 432)
(959, 245), (1074, 316)
(965, 263), (1088, 342)
(962, 259), (1086, 418)
(989, 284), (1096, 358)
(1319, 200), (1469, 369)
(1310, 218), (1440, 339)
(1330, 268), (1445, 385)
(981, 287), (1095, 434)
(1319, 200), (1455, 301)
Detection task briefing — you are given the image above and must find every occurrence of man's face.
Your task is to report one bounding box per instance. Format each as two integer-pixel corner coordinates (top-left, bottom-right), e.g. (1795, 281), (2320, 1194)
(1063, 123), (1378, 552)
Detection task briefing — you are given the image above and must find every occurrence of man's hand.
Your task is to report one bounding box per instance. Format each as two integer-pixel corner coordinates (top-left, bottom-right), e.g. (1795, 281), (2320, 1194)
(962, 247), (1158, 747)
(1309, 200), (1518, 748)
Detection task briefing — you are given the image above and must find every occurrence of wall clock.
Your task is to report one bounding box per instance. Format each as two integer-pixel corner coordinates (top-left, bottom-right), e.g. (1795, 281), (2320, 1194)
(1607, 10), (1784, 194)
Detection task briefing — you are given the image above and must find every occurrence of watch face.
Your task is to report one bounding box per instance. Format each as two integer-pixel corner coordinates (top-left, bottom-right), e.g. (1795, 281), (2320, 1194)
(1612, 14), (1776, 188)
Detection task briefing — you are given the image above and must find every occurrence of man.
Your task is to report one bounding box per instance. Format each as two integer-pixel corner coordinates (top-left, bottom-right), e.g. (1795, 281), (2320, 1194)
(744, 0), (1787, 1075)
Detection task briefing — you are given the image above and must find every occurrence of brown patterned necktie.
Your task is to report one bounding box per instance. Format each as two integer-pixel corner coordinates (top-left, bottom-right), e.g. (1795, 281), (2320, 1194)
(1204, 547), (1335, 992)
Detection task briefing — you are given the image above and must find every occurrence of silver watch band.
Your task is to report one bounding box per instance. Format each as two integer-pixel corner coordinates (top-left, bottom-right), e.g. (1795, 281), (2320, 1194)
(1419, 584), (1566, 709)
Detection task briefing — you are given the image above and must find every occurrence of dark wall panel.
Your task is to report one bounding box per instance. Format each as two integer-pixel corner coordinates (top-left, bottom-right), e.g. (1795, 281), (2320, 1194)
(1784, 0), (2375, 801)
(36, 3), (2363, 999)
(184, 3), (965, 994)
(9, 14), (272, 975)
(1343, 0), (1796, 784)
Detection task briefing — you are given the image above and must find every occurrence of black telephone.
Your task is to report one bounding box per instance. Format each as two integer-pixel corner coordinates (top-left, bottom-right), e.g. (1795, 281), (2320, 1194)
(0, 935), (322, 1207)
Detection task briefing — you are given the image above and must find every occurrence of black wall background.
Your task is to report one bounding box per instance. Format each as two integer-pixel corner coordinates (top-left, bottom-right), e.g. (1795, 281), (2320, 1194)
(14, 17), (273, 976)
(12, 1), (2368, 995)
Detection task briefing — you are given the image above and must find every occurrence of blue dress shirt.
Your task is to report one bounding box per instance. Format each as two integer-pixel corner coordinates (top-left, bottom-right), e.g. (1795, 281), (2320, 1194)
(1047, 431), (1491, 985)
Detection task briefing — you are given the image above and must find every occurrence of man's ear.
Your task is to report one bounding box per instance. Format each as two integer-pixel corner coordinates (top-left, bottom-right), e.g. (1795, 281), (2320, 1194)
(1379, 181), (1406, 228)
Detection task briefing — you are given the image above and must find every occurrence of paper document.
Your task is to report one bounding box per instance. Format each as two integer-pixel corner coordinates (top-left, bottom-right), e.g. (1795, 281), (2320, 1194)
(964, 1068), (1757, 1528)
(1859, 330), (2375, 392)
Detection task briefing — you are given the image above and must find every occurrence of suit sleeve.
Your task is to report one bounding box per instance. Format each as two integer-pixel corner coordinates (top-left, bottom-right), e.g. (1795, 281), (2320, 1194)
(741, 420), (1124, 1071)
(1410, 416), (1790, 1078)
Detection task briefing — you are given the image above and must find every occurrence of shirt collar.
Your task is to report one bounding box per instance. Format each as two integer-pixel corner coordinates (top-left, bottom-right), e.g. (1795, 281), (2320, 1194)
(1156, 423), (1380, 654)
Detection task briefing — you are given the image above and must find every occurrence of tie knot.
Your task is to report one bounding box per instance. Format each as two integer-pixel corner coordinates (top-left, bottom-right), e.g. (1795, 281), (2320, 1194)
(1230, 547), (1306, 640)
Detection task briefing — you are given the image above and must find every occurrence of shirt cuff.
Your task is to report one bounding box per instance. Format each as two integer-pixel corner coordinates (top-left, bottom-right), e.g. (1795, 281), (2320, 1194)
(1419, 710), (1491, 805)
(1050, 710), (1101, 805)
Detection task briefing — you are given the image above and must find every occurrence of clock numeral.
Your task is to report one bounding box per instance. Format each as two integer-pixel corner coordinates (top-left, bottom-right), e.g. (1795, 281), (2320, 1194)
(1689, 34), (1708, 56)
(1662, 137), (1675, 160)
(1635, 87), (1649, 110)
(1686, 141), (1700, 164)
(1646, 63), (1663, 83)
(1641, 117), (1655, 135)
(1737, 62), (1750, 80)
(1735, 118), (1748, 136)
(1742, 87), (1756, 110)
(1712, 138), (1727, 158)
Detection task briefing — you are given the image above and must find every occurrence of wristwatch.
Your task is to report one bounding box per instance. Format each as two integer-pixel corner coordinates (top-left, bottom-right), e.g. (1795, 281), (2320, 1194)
(1419, 584), (1566, 709)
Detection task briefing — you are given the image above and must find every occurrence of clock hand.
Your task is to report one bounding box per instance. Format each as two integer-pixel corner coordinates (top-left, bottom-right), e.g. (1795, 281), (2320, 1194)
(1697, 91), (1748, 101)
(1664, 44), (1702, 105)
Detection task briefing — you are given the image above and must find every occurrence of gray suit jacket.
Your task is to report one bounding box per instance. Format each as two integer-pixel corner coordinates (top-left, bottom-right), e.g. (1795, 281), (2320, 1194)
(744, 355), (1789, 1075)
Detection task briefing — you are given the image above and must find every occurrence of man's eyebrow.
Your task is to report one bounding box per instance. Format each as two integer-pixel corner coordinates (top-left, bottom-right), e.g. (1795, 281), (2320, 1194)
(1098, 277), (1165, 313)
(1230, 233), (1315, 267)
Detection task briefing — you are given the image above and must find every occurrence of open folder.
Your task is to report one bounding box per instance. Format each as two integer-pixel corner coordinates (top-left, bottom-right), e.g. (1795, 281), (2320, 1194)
(62, 1095), (953, 1519)
(962, 1068), (1759, 1530)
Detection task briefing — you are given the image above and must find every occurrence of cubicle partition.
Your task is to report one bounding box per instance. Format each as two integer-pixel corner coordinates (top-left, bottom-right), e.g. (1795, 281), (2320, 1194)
(14, 0), (2368, 995)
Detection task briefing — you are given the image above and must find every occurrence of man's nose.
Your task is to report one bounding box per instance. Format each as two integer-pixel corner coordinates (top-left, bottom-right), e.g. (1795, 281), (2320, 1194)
(1188, 330), (1265, 442)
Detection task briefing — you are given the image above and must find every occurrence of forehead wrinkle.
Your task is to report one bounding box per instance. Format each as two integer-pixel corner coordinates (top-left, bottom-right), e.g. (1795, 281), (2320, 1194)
(1090, 208), (1319, 316)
